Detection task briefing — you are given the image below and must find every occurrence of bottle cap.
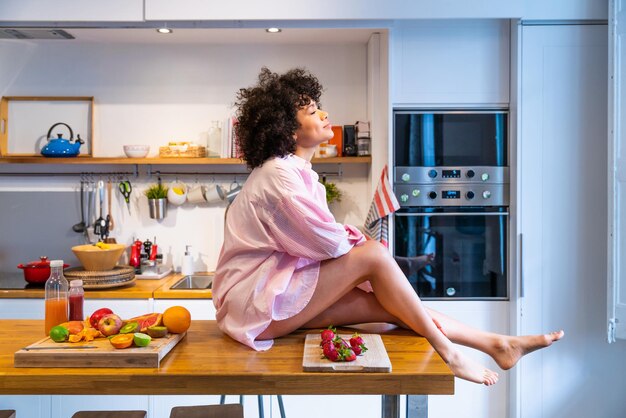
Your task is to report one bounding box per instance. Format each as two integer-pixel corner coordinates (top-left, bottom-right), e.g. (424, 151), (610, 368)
(70, 279), (83, 287)
(49, 260), (64, 267)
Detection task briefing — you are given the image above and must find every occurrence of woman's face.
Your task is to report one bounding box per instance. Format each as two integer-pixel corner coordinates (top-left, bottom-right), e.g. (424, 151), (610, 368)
(293, 100), (334, 149)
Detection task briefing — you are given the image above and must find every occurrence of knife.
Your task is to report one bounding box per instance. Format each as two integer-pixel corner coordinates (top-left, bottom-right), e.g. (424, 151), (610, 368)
(21, 345), (98, 351)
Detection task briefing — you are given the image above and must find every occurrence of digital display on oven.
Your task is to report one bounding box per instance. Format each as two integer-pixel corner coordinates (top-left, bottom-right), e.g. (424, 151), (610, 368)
(442, 169), (461, 178)
(442, 190), (460, 199)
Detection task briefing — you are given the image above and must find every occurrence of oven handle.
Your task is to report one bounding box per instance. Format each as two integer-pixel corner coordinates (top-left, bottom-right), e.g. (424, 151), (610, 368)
(395, 211), (509, 217)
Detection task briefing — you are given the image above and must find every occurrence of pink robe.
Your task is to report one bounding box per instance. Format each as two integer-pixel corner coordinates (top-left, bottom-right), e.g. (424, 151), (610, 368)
(213, 154), (365, 350)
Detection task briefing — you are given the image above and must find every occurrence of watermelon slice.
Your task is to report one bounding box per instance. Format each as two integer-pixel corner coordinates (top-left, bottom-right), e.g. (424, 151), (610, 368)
(127, 313), (163, 332)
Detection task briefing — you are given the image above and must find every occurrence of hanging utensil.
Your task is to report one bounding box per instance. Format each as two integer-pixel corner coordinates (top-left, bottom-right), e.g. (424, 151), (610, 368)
(72, 180), (86, 233)
(106, 180), (114, 231)
(93, 180), (107, 240)
(119, 179), (132, 215)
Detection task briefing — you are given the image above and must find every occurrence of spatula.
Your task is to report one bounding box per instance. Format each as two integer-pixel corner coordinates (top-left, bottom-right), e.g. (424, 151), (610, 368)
(94, 180), (107, 239)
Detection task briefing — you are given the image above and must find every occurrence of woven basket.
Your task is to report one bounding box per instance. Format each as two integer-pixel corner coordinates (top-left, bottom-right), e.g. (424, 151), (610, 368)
(159, 145), (207, 158)
(65, 265), (135, 289)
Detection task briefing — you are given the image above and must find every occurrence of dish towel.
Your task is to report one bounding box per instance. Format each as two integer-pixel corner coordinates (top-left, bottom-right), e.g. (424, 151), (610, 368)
(364, 165), (400, 247)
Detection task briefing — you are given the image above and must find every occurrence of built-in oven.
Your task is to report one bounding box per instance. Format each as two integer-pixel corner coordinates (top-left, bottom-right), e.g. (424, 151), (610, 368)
(393, 109), (509, 300)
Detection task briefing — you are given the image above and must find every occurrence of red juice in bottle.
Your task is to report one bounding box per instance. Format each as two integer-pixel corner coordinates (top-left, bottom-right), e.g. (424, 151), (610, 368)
(68, 279), (84, 321)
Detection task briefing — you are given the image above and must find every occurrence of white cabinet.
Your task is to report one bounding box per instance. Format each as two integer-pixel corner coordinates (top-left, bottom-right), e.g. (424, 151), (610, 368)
(518, 24), (626, 418)
(145, 0), (522, 21)
(390, 20), (510, 106)
(0, 0), (144, 22)
(0, 395), (51, 418)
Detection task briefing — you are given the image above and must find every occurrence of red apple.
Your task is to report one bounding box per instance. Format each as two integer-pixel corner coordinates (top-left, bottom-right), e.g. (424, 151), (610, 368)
(90, 308), (113, 329)
(98, 314), (123, 336)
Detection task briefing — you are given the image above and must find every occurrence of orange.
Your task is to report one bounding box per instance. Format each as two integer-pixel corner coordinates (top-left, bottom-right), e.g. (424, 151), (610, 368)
(110, 333), (134, 349)
(162, 306), (191, 334)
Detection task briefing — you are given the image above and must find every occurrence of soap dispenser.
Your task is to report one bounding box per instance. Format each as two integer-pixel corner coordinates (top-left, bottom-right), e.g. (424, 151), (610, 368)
(181, 245), (194, 275)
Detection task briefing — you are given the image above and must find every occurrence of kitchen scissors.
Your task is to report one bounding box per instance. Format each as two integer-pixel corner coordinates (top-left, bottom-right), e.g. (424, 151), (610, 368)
(119, 179), (132, 215)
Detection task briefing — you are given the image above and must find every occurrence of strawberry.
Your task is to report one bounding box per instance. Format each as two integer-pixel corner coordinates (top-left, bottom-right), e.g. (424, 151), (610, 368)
(342, 348), (357, 362)
(322, 341), (340, 362)
(320, 326), (336, 344)
(334, 337), (350, 350)
(349, 333), (368, 355)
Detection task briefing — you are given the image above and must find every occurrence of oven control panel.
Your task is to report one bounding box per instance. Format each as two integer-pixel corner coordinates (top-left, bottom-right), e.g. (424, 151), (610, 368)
(395, 184), (509, 206)
(395, 167), (509, 184)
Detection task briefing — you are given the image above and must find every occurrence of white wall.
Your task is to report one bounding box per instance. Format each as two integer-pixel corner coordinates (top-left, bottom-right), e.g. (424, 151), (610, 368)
(0, 37), (371, 271)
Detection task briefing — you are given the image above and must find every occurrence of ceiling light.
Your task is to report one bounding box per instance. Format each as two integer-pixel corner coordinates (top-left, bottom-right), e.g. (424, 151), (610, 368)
(266, 28), (282, 33)
(157, 28), (173, 34)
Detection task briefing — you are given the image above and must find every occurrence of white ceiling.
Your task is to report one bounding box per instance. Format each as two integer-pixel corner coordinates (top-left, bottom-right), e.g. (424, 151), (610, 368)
(65, 28), (379, 45)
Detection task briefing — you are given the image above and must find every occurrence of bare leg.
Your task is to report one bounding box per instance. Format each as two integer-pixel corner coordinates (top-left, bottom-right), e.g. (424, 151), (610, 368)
(425, 309), (564, 370)
(258, 240), (499, 386)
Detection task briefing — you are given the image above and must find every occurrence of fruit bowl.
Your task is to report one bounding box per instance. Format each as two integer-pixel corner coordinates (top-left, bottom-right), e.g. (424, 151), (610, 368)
(72, 243), (126, 271)
(123, 145), (150, 158)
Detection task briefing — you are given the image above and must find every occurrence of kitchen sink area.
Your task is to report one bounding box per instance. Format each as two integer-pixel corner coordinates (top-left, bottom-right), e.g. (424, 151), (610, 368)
(170, 274), (214, 290)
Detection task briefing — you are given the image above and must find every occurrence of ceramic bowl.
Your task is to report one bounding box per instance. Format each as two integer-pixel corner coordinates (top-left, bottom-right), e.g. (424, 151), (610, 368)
(123, 145), (150, 158)
(72, 243), (126, 271)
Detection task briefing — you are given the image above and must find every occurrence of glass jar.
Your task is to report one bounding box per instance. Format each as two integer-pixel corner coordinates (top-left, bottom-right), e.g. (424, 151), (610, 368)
(69, 279), (85, 321)
(44, 260), (68, 335)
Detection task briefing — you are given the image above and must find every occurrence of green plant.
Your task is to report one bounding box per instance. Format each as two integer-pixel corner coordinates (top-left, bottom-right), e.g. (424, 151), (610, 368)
(321, 179), (342, 204)
(144, 183), (168, 199)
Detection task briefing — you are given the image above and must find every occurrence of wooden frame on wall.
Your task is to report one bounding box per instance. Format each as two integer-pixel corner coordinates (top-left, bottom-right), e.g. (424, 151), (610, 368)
(0, 96), (94, 157)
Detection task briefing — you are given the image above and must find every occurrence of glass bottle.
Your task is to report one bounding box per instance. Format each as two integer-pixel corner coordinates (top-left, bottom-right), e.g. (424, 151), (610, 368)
(44, 260), (68, 335)
(68, 279), (85, 321)
(207, 120), (222, 157)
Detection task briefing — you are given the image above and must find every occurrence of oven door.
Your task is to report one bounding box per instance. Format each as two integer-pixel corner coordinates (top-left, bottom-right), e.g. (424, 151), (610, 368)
(394, 110), (508, 167)
(394, 206), (508, 300)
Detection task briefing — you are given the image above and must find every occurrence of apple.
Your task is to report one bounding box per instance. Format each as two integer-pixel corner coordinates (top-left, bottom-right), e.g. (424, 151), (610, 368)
(90, 307), (114, 329)
(98, 314), (123, 336)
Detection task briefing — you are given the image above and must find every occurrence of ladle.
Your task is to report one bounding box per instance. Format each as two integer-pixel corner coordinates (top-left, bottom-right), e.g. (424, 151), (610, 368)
(72, 180), (86, 233)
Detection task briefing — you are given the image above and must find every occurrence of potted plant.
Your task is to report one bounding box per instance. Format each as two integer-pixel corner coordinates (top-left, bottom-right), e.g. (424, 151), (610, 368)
(320, 178), (342, 205)
(144, 183), (169, 219)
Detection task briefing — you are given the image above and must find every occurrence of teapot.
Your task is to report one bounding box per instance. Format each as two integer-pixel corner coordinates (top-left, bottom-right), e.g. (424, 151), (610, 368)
(41, 122), (85, 157)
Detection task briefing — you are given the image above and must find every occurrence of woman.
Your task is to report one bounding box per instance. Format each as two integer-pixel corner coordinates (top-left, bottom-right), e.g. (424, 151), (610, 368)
(213, 67), (563, 386)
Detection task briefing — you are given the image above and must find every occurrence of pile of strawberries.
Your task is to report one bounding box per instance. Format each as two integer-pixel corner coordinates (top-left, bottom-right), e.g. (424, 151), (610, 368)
(320, 326), (368, 362)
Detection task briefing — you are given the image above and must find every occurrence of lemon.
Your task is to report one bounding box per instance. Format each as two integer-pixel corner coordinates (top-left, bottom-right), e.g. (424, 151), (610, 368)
(50, 325), (69, 342)
(172, 187), (184, 195)
(133, 332), (152, 347)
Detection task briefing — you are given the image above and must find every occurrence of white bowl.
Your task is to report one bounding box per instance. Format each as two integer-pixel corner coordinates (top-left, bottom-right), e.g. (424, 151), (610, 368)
(123, 145), (150, 158)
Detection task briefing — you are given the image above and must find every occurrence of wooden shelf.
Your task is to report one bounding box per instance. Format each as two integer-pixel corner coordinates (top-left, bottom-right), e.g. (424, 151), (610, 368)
(0, 156), (371, 165)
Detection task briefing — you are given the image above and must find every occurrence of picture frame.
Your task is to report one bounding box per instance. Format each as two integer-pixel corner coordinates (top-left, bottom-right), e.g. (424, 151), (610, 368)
(0, 96), (94, 157)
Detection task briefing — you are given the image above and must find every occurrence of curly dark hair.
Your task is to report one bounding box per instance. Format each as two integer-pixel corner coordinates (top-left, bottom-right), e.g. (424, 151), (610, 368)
(234, 67), (323, 169)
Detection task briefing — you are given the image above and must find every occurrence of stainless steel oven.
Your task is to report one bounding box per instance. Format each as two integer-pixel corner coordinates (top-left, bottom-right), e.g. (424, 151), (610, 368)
(393, 109), (509, 300)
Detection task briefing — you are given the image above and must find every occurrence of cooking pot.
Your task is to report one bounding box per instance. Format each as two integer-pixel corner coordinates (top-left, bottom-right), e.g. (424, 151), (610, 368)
(17, 256), (69, 284)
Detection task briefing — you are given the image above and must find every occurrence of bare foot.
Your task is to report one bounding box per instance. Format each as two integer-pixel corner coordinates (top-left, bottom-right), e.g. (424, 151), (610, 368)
(445, 350), (499, 386)
(492, 330), (565, 370)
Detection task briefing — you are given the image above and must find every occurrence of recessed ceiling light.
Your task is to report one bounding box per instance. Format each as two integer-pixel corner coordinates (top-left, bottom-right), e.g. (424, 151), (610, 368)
(266, 28), (282, 33)
(157, 28), (173, 34)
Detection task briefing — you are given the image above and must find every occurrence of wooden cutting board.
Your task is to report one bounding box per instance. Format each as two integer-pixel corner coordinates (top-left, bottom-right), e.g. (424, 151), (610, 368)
(14, 332), (185, 368)
(302, 333), (392, 372)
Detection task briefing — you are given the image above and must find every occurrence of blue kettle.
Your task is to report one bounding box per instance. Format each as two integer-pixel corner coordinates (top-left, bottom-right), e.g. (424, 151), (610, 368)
(41, 122), (85, 157)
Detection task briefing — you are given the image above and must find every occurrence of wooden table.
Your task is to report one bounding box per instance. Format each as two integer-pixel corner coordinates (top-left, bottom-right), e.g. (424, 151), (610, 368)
(0, 320), (453, 418)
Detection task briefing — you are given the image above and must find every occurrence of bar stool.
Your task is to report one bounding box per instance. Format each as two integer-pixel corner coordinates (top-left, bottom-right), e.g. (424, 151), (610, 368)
(71, 411), (146, 418)
(169, 403), (243, 418)
(219, 395), (286, 418)
(0, 410), (16, 418)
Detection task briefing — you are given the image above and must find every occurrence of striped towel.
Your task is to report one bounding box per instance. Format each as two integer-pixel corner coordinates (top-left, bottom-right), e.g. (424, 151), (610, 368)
(364, 165), (400, 247)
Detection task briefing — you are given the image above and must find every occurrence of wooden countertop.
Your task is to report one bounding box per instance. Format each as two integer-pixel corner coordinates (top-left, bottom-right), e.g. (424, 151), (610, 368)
(0, 320), (454, 396)
(0, 273), (212, 299)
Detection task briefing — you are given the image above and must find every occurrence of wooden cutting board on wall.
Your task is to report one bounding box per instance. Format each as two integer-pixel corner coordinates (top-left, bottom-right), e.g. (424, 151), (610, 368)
(14, 332), (185, 368)
(302, 333), (392, 372)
